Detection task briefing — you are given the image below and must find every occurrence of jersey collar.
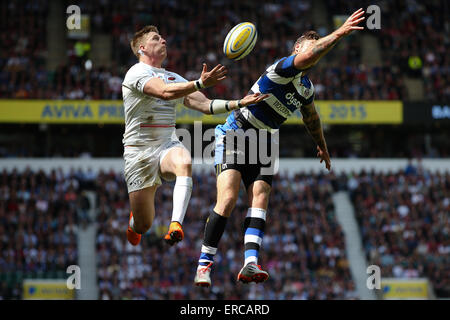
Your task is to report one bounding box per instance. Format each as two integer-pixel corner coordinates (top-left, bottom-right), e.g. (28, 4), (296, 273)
(139, 62), (166, 72)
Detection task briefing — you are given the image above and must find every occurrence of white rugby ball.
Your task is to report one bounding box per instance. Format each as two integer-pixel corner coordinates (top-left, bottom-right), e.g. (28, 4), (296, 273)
(223, 22), (258, 61)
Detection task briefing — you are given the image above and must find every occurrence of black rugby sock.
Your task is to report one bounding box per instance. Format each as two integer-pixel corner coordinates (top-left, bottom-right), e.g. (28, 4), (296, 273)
(198, 211), (228, 266)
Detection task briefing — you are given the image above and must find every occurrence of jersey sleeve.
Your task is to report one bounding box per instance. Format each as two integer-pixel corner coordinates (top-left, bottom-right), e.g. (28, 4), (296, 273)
(303, 92), (315, 105)
(123, 65), (157, 93)
(274, 55), (302, 78)
(301, 76), (315, 105)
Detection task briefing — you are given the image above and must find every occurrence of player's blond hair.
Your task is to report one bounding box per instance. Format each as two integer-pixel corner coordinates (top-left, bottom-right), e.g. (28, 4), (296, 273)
(130, 25), (159, 59)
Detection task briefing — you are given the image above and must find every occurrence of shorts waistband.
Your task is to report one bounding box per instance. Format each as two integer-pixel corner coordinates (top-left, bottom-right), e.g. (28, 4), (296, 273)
(231, 110), (258, 130)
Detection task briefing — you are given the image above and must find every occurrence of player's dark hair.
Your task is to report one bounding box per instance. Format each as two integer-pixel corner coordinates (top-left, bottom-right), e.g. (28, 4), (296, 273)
(130, 25), (159, 58)
(293, 30), (320, 50)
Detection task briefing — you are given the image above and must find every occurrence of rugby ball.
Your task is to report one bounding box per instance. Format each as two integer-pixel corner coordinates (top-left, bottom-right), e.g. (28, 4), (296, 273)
(223, 22), (258, 61)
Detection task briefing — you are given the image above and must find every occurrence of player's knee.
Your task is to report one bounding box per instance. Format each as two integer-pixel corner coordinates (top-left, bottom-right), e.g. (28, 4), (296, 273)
(217, 194), (238, 216)
(174, 159), (192, 176)
(255, 191), (270, 203)
(251, 184), (271, 205)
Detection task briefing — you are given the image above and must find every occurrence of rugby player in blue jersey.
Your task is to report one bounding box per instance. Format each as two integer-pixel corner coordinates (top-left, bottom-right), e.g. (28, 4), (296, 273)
(194, 8), (366, 287)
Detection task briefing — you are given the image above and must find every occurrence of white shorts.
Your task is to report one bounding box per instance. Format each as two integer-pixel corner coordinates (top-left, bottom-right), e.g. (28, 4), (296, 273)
(123, 135), (186, 193)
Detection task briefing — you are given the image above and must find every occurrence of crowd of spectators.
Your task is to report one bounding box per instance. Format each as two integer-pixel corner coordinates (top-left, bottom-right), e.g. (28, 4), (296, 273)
(347, 164), (450, 298)
(0, 167), (94, 299)
(375, 0), (448, 101)
(95, 170), (358, 300)
(327, 0), (449, 101)
(4, 0), (447, 101)
(1, 163), (448, 299)
(0, 1), (49, 99)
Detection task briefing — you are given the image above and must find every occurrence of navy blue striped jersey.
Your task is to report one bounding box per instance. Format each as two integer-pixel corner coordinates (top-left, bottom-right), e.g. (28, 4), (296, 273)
(229, 54), (314, 133)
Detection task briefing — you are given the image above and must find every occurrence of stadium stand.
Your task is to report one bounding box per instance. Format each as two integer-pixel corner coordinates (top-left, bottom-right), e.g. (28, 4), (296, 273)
(6, 0), (445, 101)
(325, 0), (448, 101)
(0, 1), (49, 99)
(348, 165), (450, 298)
(0, 160), (448, 300)
(0, 167), (83, 299)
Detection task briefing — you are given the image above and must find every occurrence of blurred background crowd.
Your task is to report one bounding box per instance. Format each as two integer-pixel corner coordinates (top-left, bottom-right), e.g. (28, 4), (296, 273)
(0, 167), (90, 299)
(1, 0), (448, 101)
(0, 164), (448, 299)
(349, 167), (450, 297)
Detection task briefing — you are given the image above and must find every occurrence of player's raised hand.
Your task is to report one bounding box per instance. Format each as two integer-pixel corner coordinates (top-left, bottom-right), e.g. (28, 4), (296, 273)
(336, 8), (365, 37)
(200, 63), (227, 88)
(317, 145), (331, 171)
(238, 92), (270, 107)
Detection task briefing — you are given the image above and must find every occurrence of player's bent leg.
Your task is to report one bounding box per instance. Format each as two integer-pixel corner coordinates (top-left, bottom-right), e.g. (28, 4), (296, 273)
(214, 169), (242, 217)
(237, 180), (271, 284)
(160, 146), (193, 245)
(247, 180), (271, 210)
(159, 146), (192, 180)
(195, 169), (242, 287)
(127, 185), (158, 245)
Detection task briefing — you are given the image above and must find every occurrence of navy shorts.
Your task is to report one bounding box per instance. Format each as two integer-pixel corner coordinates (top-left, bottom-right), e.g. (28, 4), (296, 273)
(214, 110), (275, 190)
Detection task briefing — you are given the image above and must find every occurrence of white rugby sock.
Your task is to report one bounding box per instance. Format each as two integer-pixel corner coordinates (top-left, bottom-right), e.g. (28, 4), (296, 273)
(171, 176), (193, 225)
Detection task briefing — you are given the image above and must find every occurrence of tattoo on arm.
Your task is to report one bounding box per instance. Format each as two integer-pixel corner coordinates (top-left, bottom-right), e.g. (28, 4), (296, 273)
(300, 104), (327, 151)
(311, 34), (340, 56)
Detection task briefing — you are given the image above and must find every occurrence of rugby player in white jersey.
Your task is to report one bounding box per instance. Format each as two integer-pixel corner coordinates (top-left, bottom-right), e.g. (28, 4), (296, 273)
(194, 9), (366, 287)
(123, 26), (268, 247)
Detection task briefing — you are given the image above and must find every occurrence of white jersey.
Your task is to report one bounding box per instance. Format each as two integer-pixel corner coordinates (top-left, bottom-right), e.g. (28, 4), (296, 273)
(122, 62), (187, 146)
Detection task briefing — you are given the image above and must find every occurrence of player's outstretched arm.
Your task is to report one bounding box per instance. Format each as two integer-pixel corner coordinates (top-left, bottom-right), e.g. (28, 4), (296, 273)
(184, 92), (269, 115)
(300, 102), (331, 171)
(142, 63), (227, 100)
(294, 8), (365, 70)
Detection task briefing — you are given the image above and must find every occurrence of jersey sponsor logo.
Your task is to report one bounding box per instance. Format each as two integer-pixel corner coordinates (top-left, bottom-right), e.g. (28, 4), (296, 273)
(270, 99), (291, 118)
(285, 92), (302, 109)
(264, 96), (291, 118)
